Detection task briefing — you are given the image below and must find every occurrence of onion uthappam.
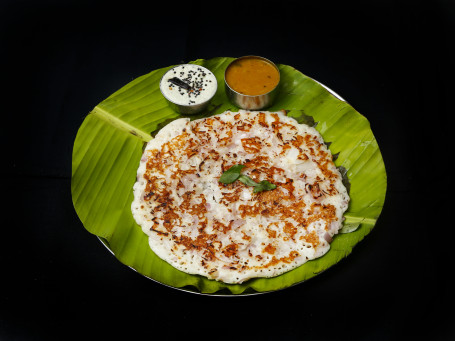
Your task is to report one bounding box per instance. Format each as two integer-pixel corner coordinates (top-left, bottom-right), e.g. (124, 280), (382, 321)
(131, 110), (350, 284)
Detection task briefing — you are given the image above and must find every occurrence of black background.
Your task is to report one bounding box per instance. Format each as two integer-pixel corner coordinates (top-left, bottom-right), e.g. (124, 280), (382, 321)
(1, 0), (454, 340)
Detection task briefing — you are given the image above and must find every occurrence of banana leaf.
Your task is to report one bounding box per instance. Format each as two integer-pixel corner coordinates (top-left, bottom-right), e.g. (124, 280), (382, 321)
(71, 57), (387, 295)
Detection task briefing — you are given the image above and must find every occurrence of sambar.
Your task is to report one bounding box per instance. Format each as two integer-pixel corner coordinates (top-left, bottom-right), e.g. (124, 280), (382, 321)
(225, 56), (280, 96)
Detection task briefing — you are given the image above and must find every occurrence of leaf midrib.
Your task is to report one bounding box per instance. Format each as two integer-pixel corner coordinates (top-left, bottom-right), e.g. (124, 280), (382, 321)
(92, 105), (152, 142)
(343, 214), (377, 225)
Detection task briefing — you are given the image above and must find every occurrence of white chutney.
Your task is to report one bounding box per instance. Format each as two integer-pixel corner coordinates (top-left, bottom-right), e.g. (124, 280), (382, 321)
(159, 64), (217, 106)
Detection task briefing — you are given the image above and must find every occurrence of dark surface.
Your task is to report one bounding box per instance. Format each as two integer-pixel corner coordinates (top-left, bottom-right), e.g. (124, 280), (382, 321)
(1, 0), (454, 340)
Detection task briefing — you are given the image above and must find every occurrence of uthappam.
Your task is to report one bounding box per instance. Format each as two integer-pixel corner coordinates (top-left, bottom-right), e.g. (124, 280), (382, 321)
(131, 110), (350, 284)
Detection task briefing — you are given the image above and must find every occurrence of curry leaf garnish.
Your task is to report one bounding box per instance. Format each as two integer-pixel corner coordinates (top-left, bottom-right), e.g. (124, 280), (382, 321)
(219, 164), (245, 184)
(252, 180), (276, 193)
(238, 175), (259, 187)
(219, 165), (277, 193)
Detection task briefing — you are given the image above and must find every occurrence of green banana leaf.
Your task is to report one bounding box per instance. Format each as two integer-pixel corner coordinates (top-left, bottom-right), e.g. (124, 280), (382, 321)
(71, 57), (387, 295)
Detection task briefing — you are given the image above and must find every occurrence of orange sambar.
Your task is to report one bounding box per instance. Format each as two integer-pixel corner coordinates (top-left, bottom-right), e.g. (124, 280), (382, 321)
(225, 57), (280, 96)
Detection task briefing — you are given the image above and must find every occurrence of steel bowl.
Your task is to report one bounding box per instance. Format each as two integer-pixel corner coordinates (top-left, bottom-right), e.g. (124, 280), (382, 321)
(159, 64), (218, 115)
(224, 56), (280, 110)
